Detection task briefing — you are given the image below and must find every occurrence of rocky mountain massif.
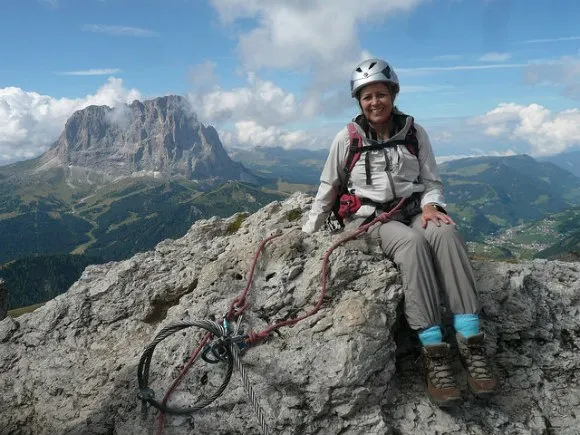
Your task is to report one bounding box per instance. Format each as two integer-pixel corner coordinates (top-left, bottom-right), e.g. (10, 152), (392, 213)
(34, 94), (257, 182)
(1, 194), (579, 434)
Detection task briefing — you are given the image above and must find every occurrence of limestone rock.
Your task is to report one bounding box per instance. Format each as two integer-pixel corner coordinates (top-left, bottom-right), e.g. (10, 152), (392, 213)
(37, 95), (257, 183)
(0, 193), (579, 434)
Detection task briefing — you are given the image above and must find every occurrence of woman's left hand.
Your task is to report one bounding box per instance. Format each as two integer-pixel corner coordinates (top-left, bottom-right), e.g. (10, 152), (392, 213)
(421, 204), (455, 228)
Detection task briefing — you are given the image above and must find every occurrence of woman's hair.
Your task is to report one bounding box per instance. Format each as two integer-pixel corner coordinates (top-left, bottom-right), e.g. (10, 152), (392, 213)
(355, 82), (398, 102)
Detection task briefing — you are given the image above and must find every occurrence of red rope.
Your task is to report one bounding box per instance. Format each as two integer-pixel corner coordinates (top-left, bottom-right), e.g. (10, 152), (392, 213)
(226, 232), (284, 321)
(155, 197), (405, 433)
(156, 333), (211, 435)
(245, 198), (406, 344)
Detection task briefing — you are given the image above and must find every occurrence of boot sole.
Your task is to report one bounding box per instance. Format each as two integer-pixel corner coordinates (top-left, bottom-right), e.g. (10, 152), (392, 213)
(467, 380), (497, 398)
(471, 389), (496, 399)
(430, 395), (462, 408)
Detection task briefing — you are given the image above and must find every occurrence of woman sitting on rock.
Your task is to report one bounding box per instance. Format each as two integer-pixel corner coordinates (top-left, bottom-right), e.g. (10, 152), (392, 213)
(301, 58), (497, 407)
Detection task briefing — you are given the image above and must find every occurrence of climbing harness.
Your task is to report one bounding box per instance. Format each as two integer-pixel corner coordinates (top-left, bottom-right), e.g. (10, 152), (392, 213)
(137, 199), (406, 435)
(331, 118), (419, 227)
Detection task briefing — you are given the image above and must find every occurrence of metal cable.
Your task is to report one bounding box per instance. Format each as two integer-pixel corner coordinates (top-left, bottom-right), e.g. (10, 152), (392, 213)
(230, 343), (270, 435)
(137, 320), (233, 415)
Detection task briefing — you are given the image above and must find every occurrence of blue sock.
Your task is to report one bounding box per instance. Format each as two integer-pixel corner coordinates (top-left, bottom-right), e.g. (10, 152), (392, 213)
(418, 325), (443, 345)
(454, 314), (480, 338)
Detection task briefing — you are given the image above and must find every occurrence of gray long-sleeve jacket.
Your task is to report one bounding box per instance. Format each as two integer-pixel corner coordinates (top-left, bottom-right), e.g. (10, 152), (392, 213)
(302, 114), (445, 234)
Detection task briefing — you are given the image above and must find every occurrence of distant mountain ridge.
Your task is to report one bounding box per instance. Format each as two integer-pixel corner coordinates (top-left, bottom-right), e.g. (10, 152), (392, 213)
(230, 147), (580, 244)
(228, 145), (328, 184)
(438, 154), (580, 238)
(538, 150), (580, 178)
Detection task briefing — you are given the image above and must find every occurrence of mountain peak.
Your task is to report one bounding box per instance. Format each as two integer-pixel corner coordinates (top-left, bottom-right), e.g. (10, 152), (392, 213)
(38, 95), (255, 182)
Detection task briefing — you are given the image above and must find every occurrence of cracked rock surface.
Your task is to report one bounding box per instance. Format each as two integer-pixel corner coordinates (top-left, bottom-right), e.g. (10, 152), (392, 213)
(1, 193), (579, 434)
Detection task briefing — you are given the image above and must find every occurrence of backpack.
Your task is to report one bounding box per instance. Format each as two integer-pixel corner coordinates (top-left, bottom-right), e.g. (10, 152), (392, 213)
(331, 119), (419, 227)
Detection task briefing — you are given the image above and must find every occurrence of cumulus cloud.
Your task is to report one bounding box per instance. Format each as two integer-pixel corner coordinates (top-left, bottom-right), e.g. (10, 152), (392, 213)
(209, 0), (424, 83)
(524, 56), (580, 100)
(220, 120), (315, 149)
(421, 120), (522, 160)
(188, 73), (305, 126)
(471, 103), (580, 155)
(0, 78), (141, 165)
(186, 68), (361, 149)
(188, 61), (219, 92)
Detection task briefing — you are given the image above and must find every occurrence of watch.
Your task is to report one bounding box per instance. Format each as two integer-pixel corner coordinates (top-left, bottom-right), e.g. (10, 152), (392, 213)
(426, 203), (447, 214)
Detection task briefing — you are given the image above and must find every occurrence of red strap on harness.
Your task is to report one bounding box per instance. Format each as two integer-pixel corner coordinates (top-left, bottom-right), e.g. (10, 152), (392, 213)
(345, 122), (363, 174)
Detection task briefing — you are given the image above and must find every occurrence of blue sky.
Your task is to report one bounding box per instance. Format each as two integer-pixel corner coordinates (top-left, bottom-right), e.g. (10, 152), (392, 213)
(1, 0), (579, 165)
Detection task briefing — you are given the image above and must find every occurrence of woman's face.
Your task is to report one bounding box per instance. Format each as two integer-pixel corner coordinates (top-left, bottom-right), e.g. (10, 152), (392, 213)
(359, 82), (393, 127)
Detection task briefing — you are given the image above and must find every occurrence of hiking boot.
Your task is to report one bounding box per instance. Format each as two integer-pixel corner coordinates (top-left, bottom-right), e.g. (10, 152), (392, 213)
(456, 332), (497, 397)
(422, 343), (462, 407)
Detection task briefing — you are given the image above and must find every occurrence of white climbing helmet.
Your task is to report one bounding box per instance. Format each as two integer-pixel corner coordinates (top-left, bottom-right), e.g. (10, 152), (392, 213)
(350, 58), (400, 98)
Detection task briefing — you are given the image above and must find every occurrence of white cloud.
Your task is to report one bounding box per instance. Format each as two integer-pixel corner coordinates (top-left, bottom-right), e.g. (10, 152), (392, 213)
(524, 56), (580, 100)
(188, 73), (305, 126)
(209, 0), (424, 80)
(471, 103), (580, 155)
(220, 120), (315, 149)
(432, 54), (463, 61)
(402, 84), (453, 93)
(188, 61), (219, 92)
(59, 69), (123, 76)
(398, 63), (527, 75)
(521, 36), (580, 44)
(82, 24), (158, 37)
(483, 125), (509, 137)
(478, 52), (512, 62)
(0, 78), (141, 165)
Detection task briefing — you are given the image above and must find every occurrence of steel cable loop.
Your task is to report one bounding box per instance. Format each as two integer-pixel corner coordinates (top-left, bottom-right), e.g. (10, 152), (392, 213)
(230, 343), (270, 435)
(137, 320), (234, 415)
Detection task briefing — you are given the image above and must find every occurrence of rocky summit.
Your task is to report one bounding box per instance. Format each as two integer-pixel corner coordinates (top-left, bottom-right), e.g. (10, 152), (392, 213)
(1, 193), (579, 434)
(37, 95), (257, 182)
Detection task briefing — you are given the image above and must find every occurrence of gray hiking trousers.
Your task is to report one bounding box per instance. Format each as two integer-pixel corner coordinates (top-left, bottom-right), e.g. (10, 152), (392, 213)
(347, 213), (480, 330)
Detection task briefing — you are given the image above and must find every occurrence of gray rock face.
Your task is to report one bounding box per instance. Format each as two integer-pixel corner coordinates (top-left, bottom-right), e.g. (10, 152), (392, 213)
(1, 193), (579, 434)
(39, 95), (257, 182)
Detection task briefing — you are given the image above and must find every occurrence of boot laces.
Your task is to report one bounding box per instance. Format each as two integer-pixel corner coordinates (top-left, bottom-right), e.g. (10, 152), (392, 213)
(466, 343), (492, 380)
(428, 353), (455, 389)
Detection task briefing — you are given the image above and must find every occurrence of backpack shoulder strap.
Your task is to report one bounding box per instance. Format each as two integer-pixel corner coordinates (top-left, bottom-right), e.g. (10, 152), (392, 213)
(345, 122), (363, 175)
(330, 123), (363, 226)
(389, 122), (419, 157)
(405, 122), (419, 157)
